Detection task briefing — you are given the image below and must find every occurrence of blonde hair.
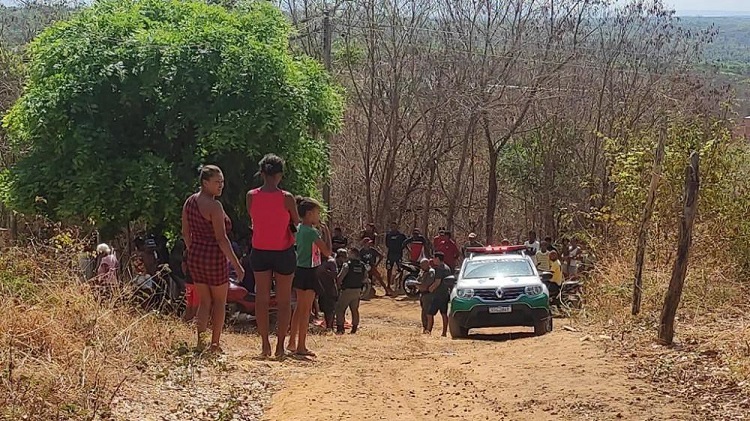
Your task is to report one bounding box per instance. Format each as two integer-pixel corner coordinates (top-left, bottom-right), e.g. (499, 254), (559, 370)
(96, 243), (112, 255)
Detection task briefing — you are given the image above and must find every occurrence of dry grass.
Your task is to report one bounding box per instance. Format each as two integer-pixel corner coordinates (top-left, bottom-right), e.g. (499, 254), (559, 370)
(0, 246), (194, 420)
(584, 245), (750, 418)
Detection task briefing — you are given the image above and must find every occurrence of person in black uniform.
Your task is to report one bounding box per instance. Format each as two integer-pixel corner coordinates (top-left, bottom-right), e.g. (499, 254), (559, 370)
(385, 222), (407, 293)
(335, 247), (366, 334)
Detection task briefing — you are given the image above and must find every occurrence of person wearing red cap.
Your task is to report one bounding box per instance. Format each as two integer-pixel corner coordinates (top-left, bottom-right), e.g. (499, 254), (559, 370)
(360, 237), (394, 297)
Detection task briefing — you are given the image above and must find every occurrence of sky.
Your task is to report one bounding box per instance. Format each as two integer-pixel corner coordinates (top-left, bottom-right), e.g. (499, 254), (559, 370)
(668, 0), (750, 13)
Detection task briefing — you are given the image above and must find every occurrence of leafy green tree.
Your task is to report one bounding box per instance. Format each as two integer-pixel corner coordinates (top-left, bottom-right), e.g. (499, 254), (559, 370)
(1, 0), (343, 237)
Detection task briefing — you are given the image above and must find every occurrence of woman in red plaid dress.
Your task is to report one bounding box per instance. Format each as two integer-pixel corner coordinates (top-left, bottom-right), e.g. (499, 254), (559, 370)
(182, 165), (244, 352)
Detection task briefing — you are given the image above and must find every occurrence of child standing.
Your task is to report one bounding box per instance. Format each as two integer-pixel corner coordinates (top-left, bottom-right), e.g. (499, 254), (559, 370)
(288, 197), (331, 357)
(547, 250), (564, 300)
(336, 247), (367, 334)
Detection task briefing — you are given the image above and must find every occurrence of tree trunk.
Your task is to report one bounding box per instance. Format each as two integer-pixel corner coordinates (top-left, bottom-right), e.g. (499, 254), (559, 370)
(446, 116), (476, 232)
(658, 151), (700, 345)
(485, 147), (499, 244)
(9, 211), (17, 243)
(422, 159), (437, 238)
(632, 128), (666, 315)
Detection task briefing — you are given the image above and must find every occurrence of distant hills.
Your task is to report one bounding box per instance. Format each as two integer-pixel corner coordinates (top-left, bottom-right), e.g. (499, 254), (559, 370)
(677, 10), (750, 17)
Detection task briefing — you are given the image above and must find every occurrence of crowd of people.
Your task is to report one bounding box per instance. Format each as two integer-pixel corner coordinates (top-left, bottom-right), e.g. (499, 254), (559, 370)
(91, 153), (590, 358)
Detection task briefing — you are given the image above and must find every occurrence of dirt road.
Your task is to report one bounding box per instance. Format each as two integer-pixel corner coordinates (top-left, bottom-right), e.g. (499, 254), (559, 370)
(264, 298), (689, 421)
(113, 297), (692, 421)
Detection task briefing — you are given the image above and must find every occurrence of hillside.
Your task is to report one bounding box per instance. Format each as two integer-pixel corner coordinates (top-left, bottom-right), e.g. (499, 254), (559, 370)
(681, 16), (750, 114)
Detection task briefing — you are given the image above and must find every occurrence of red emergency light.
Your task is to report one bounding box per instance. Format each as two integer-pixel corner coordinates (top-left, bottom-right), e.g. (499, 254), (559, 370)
(465, 245), (527, 255)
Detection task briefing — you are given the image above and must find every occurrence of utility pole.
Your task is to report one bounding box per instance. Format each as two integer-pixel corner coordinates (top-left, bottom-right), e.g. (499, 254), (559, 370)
(321, 8), (333, 219)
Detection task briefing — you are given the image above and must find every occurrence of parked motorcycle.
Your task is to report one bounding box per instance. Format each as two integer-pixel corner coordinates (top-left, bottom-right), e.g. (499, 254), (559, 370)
(558, 280), (584, 310)
(546, 276), (584, 314)
(360, 264), (374, 300)
(400, 262), (421, 298)
(226, 278), (279, 324)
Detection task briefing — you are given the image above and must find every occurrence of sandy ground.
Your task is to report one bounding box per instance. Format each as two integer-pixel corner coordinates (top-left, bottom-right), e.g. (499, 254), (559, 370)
(113, 297), (693, 421)
(263, 298), (690, 421)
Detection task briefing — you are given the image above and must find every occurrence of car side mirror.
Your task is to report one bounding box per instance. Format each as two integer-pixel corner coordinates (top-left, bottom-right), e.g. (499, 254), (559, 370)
(444, 275), (457, 287)
(540, 272), (553, 281)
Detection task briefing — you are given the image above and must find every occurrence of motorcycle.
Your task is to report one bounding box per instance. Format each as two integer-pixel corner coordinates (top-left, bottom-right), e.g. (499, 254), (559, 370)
(400, 262), (422, 298)
(558, 279), (584, 310)
(546, 276), (584, 314)
(360, 264), (374, 300)
(225, 278), (280, 324)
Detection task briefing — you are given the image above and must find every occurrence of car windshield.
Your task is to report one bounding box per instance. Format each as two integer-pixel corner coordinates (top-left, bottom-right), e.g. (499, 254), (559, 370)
(462, 259), (534, 279)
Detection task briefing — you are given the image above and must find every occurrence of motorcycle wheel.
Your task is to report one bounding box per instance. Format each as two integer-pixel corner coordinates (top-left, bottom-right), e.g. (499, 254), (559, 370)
(360, 283), (373, 300)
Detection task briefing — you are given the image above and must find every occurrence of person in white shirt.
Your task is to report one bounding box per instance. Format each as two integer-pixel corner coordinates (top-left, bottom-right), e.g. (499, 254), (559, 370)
(524, 230), (540, 265)
(535, 241), (551, 272)
(568, 237), (582, 277)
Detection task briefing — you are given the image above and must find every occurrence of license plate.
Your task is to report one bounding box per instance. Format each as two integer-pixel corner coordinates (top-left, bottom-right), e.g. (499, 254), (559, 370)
(489, 306), (511, 314)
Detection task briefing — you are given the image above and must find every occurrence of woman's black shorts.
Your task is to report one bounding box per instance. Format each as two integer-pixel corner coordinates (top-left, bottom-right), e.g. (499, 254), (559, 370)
(293, 266), (322, 293)
(250, 246), (296, 276)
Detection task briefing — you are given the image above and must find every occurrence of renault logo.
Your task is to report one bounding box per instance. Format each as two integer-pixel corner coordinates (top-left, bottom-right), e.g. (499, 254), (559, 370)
(496, 288), (503, 298)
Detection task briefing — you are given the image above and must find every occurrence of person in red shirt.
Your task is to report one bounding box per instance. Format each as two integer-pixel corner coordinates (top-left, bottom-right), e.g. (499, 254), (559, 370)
(435, 231), (460, 270)
(404, 229), (429, 263)
(432, 227), (446, 252)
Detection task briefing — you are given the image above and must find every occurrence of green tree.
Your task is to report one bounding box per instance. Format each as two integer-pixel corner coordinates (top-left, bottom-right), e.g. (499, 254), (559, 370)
(1, 0), (343, 237)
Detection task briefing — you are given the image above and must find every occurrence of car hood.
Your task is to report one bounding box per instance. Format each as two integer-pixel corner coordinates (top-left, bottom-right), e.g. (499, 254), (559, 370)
(457, 275), (542, 289)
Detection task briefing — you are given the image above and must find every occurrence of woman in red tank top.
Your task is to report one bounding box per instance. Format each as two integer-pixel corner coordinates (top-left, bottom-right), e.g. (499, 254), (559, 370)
(182, 165), (244, 353)
(247, 154), (300, 358)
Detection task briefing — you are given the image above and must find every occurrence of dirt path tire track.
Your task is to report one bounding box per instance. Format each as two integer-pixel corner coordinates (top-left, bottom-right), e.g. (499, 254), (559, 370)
(265, 298), (691, 421)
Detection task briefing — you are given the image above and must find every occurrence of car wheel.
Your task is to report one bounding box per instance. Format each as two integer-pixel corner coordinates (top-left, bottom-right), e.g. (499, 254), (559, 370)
(449, 317), (469, 339)
(534, 317), (552, 336)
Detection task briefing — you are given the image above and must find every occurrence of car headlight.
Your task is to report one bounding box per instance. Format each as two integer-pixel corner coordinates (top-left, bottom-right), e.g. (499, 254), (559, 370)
(525, 285), (544, 296)
(456, 288), (474, 298)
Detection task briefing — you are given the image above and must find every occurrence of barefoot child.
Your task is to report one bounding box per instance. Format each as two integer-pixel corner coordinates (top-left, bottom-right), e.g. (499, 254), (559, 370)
(288, 197), (331, 357)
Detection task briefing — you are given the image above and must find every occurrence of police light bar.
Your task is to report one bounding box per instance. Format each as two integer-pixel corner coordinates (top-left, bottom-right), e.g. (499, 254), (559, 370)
(466, 245), (527, 254)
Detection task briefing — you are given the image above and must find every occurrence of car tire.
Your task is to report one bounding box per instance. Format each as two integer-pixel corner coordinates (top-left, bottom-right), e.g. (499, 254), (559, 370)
(449, 317), (469, 339)
(534, 317), (552, 336)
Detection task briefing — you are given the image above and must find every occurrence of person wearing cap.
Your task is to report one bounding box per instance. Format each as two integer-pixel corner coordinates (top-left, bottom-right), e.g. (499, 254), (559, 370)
(336, 247), (366, 334)
(432, 227), (446, 252)
(416, 257), (436, 334)
(403, 228), (429, 264)
(360, 237), (394, 296)
(462, 233), (484, 258)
